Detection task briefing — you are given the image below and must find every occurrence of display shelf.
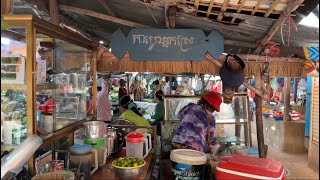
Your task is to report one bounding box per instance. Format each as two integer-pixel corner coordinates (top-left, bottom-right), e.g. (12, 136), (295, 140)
(1, 15), (99, 176)
(36, 83), (58, 91)
(216, 118), (246, 125)
(1, 84), (27, 90)
(38, 119), (87, 149)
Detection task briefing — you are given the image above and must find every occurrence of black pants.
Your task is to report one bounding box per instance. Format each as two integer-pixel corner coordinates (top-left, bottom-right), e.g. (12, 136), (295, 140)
(151, 121), (161, 136)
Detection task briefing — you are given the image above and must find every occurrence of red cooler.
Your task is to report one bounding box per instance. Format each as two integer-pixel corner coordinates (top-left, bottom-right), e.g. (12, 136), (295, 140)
(216, 154), (285, 180)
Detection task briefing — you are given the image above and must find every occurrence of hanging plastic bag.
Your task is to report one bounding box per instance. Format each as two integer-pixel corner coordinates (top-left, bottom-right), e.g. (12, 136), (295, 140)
(270, 78), (278, 89)
(214, 103), (234, 119)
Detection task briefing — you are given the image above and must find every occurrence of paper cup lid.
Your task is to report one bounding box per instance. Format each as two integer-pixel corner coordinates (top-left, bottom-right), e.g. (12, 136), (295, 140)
(170, 149), (207, 165)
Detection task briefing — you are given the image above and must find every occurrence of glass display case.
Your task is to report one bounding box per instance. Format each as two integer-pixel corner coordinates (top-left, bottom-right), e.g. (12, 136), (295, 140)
(161, 94), (251, 155)
(1, 15), (98, 175)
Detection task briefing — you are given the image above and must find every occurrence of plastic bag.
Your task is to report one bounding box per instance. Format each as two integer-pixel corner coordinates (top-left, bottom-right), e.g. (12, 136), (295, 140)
(214, 103), (234, 119)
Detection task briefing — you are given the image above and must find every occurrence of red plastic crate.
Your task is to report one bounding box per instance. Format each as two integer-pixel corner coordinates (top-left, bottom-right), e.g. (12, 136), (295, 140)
(216, 154), (285, 180)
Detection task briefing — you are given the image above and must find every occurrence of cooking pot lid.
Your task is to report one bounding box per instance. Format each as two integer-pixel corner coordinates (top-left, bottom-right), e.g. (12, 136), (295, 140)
(70, 144), (92, 153)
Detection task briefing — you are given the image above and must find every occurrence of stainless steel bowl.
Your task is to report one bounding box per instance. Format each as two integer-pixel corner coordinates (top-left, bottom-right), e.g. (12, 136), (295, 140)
(112, 160), (145, 179)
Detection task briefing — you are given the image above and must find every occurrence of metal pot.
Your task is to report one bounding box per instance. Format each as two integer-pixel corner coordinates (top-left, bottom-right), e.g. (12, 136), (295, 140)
(83, 121), (106, 139)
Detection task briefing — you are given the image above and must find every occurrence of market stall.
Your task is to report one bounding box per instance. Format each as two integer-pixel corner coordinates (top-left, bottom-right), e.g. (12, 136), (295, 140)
(1, 14), (98, 177)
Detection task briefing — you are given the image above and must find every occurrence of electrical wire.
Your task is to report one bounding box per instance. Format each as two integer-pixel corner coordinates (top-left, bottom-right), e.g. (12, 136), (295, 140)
(280, 23), (286, 46)
(143, 0), (159, 25)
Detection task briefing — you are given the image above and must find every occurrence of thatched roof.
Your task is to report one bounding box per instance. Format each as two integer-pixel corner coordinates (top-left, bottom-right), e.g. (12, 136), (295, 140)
(98, 52), (306, 77)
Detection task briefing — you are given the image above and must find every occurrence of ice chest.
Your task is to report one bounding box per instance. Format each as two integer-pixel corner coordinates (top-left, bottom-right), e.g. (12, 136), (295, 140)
(216, 154), (285, 180)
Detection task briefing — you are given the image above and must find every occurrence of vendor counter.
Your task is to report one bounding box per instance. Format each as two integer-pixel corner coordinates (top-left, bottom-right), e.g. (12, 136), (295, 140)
(251, 116), (307, 153)
(91, 149), (156, 180)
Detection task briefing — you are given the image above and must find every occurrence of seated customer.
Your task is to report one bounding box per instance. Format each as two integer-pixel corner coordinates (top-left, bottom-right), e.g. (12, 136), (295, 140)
(119, 95), (151, 127)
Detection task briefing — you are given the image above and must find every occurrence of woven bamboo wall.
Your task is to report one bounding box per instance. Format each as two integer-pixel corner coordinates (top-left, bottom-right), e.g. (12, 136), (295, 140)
(98, 52), (306, 77)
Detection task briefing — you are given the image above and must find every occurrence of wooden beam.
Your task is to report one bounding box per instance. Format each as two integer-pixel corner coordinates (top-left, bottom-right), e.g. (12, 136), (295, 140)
(224, 11), (296, 21)
(224, 40), (257, 49)
(217, 54), (306, 63)
(230, 0), (246, 24)
(1, 0), (11, 14)
(243, 82), (268, 101)
(49, 0), (60, 25)
(217, 0), (230, 22)
(58, 4), (152, 28)
(254, 0), (305, 53)
(264, 0), (280, 17)
(206, 0), (216, 17)
(251, 0), (263, 15)
(98, 0), (116, 17)
(1, 30), (25, 42)
(194, 0), (200, 11)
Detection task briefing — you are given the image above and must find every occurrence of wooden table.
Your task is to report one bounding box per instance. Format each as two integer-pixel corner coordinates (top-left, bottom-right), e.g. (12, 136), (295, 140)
(91, 149), (155, 180)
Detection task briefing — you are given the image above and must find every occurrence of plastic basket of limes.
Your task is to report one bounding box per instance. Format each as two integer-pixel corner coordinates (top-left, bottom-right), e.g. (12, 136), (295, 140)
(112, 157), (146, 179)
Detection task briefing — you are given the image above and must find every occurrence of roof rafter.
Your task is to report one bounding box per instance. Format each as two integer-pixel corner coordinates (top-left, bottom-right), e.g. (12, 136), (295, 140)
(58, 4), (152, 28)
(98, 0), (116, 17)
(254, 0), (305, 54)
(49, 0), (59, 25)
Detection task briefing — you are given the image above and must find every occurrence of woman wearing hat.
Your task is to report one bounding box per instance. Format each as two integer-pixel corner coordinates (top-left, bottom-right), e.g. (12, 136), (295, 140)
(172, 91), (223, 155)
(119, 95), (150, 128)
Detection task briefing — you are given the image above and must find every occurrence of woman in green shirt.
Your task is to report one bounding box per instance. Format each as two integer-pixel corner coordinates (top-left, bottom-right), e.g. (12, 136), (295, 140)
(152, 90), (164, 136)
(119, 95), (150, 127)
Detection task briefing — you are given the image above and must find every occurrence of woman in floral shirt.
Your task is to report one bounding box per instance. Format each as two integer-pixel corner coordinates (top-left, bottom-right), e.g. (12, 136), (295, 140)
(172, 91), (222, 154)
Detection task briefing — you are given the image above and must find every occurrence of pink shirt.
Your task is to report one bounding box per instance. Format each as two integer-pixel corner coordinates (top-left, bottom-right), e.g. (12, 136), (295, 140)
(97, 79), (112, 121)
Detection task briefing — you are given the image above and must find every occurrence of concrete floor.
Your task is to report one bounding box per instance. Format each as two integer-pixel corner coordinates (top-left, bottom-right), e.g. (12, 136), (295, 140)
(219, 123), (319, 180)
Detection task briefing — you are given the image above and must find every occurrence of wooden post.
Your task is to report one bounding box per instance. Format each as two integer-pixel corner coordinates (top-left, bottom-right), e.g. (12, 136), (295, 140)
(92, 51), (98, 120)
(234, 97), (241, 140)
(245, 95), (252, 147)
(201, 74), (205, 93)
(68, 132), (74, 147)
(284, 77), (291, 123)
(1, 0), (11, 14)
(255, 69), (267, 158)
(49, 0), (60, 25)
(293, 78), (300, 102)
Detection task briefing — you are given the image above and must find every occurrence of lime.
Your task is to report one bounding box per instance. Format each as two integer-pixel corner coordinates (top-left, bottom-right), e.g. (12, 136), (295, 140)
(138, 160), (143, 165)
(133, 162), (139, 167)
